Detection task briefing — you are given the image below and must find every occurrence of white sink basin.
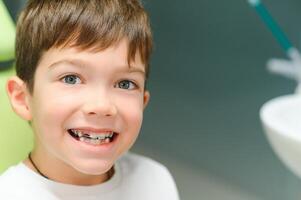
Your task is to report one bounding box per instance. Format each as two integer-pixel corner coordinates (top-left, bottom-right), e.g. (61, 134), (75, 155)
(260, 94), (301, 178)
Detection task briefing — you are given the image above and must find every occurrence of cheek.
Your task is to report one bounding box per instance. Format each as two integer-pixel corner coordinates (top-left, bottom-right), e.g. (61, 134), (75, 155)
(116, 100), (143, 152)
(31, 89), (81, 132)
(117, 96), (144, 130)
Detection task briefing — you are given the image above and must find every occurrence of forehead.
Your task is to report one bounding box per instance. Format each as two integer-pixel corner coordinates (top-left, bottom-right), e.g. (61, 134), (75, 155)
(38, 39), (145, 73)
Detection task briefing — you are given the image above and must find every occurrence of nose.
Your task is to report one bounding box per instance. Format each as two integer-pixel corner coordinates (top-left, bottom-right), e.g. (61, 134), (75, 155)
(82, 90), (117, 117)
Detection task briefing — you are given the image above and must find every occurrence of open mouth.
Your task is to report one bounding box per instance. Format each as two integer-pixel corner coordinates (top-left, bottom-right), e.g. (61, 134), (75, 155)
(68, 129), (118, 145)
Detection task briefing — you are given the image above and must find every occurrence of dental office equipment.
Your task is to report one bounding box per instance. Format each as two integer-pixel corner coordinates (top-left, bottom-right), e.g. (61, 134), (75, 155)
(248, 0), (301, 91)
(249, 0), (301, 179)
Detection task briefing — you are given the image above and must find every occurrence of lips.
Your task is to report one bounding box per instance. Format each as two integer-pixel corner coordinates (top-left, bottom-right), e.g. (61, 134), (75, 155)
(67, 128), (118, 145)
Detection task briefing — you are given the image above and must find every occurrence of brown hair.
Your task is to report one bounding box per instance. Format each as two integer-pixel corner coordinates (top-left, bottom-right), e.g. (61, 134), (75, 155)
(15, 0), (153, 92)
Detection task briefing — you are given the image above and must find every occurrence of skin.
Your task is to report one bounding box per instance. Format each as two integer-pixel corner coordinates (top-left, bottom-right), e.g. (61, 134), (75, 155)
(6, 38), (150, 185)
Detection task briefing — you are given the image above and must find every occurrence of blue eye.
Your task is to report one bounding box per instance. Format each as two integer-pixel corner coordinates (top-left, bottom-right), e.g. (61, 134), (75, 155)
(62, 75), (81, 84)
(117, 80), (137, 90)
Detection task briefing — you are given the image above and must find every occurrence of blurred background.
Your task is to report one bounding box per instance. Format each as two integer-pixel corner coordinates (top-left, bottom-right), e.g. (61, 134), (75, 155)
(2, 0), (301, 199)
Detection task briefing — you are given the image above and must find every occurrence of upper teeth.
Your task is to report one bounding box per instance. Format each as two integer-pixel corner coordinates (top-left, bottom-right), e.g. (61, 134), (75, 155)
(72, 130), (114, 140)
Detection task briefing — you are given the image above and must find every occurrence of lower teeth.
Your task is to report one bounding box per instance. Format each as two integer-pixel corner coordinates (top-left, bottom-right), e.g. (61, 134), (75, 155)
(79, 137), (111, 145)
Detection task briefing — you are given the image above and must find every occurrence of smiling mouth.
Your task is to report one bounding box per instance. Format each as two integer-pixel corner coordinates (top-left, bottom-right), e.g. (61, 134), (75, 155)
(68, 129), (118, 145)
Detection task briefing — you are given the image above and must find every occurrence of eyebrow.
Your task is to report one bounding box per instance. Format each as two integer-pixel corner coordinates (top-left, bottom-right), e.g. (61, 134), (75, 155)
(48, 59), (145, 75)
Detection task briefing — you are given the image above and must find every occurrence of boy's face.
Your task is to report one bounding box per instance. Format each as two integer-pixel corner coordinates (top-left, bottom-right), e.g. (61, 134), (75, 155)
(9, 38), (150, 181)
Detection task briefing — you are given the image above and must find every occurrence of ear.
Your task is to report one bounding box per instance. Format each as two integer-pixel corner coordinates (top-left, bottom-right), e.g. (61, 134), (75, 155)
(6, 76), (32, 120)
(143, 90), (150, 109)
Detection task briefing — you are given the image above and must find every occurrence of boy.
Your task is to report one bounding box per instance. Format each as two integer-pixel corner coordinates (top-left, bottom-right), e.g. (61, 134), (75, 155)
(0, 0), (179, 199)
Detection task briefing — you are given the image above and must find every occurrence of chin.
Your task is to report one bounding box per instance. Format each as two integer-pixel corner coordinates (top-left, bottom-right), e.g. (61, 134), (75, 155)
(71, 159), (114, 176)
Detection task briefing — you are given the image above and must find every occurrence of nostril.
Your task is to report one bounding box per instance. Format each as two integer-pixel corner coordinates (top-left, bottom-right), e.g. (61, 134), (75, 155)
(83, 103), (117, 117)
(88, 111), (97, 115)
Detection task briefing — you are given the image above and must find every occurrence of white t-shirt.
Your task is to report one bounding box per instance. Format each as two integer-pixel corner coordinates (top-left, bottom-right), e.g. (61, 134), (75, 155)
(0, 152), (180, 200)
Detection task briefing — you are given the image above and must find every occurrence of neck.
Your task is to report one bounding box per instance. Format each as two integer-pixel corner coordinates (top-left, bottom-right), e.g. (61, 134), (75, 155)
(28, 152), (49, 179)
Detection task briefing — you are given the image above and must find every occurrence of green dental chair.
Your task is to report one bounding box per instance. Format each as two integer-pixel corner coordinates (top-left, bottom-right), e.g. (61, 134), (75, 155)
(0, 0), (33, 173)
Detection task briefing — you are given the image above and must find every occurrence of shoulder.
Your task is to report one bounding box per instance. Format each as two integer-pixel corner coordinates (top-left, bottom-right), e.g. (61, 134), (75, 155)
(0, 164), (57, 200)
(0, 165), (19, 185)
(0, 164), (25, 197)
(118, 152), (172, 177)
(117, 152), (180, 199)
